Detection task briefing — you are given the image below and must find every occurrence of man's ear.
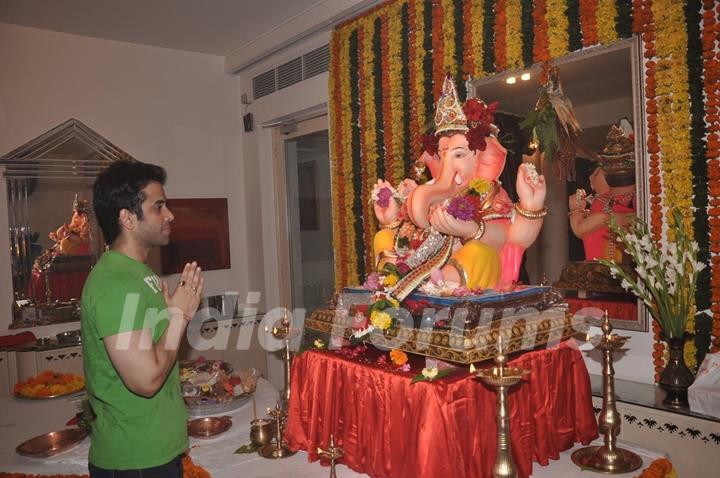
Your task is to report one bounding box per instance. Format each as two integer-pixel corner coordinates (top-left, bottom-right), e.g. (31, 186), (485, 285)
(118, 209), (136, 231)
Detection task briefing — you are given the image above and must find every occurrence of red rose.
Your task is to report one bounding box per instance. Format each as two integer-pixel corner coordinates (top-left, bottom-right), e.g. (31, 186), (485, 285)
(420, 134), (439, 156)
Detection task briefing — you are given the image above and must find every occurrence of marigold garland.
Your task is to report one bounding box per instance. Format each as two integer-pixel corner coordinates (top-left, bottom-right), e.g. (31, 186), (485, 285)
(471, 0), (486, 77)
(546, 0), (570, 58)
(597, 0), (619, 44)
(462, 0), (475, 76)
(327, 0), (718, 373)
(441, 0), (456, 76)
(358, 25), (375, 273)
(329, 30), (345, 291)
(506, 0), (524, 69)
(494, 0), (508, 71)
(581, 0), (600, 46)
(686, 0), (713, 364)
(432, 1), (445, 100)
(633, 457), (677, 478)
(532, 0), (550, 62)
(652, 0), (697, 370)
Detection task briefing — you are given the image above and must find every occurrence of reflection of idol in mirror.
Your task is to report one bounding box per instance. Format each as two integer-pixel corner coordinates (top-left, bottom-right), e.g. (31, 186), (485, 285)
(568, 121), (636, 262)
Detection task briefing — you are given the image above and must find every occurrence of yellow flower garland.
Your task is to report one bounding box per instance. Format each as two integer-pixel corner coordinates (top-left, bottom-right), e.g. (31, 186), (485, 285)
(471, 0), (486, 78)
(546, 0), (569, 59)
(597, 0), (618, 45)
(388, 3), (405, 187)
(339, 29), (358, 284)
(651, 0), (697, 369)
(506, 0), (524, 69)
(413, 0), (427, 153)
(328, 31), (343, 290)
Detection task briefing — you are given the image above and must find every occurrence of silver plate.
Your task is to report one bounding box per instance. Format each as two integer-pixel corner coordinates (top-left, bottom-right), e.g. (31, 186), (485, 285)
(185, 393), (252, 418)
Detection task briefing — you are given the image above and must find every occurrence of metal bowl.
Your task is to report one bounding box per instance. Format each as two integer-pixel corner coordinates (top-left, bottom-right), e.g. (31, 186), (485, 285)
(16, 428), (88, 458)
(187, 416), (232, 439)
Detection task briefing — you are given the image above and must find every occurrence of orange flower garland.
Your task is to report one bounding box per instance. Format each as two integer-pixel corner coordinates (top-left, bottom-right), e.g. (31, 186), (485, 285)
(494, 0), (508, 71)
(329, 31), (348, 290)
(14, 371), (84, 398)
(462, 0), (475, 76)
(703, 0), (720, 350)
(533, 0), (550, 62)
(633, 0), (665, 382)
(580, 0), (599, 46)
(431, 1), (444, 100)
(633, 458), (677, 478)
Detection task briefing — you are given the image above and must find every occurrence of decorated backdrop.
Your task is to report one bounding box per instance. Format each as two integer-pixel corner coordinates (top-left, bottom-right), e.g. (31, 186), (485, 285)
(327, 0), (719, 378)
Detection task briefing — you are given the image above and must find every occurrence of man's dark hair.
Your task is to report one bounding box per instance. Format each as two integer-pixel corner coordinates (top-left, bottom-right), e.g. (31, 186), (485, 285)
(93, 160), (166, 245)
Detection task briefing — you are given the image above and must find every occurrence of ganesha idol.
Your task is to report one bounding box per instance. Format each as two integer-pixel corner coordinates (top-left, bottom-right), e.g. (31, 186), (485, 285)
(371, 76), (547, 301)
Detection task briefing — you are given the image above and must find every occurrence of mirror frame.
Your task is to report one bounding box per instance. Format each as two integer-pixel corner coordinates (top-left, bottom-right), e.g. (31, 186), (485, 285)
(1, 118), (132, 327)
(469, 36), (649, 332)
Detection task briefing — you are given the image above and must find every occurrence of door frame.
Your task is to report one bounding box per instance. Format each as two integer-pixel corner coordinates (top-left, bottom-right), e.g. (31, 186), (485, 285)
(271, 114), (329, 309)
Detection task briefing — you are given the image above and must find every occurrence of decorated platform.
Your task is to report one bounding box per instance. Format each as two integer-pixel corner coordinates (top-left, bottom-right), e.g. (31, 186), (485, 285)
(301, 285), (579, 364)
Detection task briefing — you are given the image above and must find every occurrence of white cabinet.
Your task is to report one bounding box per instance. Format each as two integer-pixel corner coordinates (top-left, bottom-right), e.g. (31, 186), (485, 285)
(592, 385), (720, 478)
(14, 345), (84, 382)
(180, 314), (268, 379)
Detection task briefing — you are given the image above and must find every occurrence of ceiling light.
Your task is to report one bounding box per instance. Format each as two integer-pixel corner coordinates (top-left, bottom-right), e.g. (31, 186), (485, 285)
(520, 72), (531, 81)
(506, 76), (516, 84)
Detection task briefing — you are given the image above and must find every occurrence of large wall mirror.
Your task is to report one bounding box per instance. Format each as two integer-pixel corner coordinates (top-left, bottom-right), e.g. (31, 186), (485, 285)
(1, 119), (132, 327)
(471, 37), (648, 331)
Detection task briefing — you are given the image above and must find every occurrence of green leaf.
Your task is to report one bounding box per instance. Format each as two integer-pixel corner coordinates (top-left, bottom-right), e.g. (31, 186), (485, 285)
(410, 368), (455, 384)
(234, 443), (257, 454)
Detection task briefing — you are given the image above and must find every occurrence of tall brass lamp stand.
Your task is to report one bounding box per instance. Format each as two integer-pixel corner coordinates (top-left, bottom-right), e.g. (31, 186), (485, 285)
(475, 336), (529, 478)
(571, 312), (642, 473)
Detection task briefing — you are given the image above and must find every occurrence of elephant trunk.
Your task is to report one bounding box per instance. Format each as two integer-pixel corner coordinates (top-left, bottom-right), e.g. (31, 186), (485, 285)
(406, 166), (457, 229)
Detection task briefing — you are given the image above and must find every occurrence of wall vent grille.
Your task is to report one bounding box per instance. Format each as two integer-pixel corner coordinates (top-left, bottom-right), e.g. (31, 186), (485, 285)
(252, 44), (329, 100)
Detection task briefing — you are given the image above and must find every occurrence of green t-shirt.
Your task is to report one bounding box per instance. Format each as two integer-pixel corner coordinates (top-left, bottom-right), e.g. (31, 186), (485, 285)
(81, 250), (187, 469)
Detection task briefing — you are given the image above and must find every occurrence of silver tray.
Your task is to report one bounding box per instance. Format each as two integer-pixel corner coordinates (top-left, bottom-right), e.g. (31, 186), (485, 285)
(185, 393), (252, 418)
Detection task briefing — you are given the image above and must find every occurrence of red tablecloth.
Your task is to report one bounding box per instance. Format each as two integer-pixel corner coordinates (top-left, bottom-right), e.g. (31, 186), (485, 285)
(566, 297), (638, 322)
(286, 340), (598, 478)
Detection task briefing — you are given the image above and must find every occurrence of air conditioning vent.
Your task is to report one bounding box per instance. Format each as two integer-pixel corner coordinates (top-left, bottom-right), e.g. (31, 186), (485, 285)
(303, 44), (329, 79)
(251, 44), (329, 100)
(277, 57), (302, 90)
(252, 69), (276, 99)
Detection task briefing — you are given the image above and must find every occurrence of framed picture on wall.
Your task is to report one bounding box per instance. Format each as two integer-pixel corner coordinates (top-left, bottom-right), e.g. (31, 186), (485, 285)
(160, 198), (231, 274)
(298, 161), (319, 231)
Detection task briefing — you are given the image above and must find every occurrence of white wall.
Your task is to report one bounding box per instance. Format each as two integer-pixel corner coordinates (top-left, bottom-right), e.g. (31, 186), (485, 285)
(0, 23), (248, 334)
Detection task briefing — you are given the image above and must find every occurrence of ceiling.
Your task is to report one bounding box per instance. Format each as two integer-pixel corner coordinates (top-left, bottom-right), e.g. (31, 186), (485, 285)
(0, 0), (321, 55)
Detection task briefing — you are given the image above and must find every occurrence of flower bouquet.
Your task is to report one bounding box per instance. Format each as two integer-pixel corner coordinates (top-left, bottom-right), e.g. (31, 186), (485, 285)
(598, 207), (705, 405)
(598, 208), (705, 339)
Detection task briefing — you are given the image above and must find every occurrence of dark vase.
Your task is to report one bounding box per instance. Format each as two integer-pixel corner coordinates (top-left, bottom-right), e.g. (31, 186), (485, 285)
(659, 335), (695, 407)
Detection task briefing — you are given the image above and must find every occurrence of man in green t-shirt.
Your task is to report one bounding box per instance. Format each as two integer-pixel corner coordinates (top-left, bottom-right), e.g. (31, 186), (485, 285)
(82, 160), (204, 477)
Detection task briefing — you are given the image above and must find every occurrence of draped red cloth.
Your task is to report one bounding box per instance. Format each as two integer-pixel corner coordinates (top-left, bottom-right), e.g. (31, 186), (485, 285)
(566, 297), (638, 322)
(28, 270), (88, 302)
(286, 340), (598, 478)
